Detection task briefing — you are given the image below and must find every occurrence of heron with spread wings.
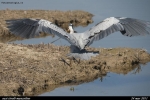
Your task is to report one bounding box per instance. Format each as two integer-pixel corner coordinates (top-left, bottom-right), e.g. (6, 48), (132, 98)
(6, 17), (150, 60)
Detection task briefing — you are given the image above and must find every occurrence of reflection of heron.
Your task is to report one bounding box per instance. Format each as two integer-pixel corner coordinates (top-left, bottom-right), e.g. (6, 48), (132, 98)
(6, 17), (150, 60)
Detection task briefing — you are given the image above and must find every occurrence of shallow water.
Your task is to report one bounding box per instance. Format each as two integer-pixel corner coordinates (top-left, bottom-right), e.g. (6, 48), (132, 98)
(40, 63), (150, 96)
(1, 0), (150, 96)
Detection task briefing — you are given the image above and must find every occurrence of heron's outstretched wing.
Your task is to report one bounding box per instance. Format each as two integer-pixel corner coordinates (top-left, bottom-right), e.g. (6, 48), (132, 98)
(6, 18), (76, 45)
(82, 17), (150, 47)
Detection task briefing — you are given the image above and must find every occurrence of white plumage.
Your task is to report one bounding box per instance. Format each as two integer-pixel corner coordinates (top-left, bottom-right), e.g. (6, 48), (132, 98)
(6, 17), (150, 60)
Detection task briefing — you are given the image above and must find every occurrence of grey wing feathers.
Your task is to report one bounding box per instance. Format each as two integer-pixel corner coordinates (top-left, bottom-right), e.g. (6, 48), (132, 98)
(6, 19), (40, 38)
(83, 17), (150, 47)
(117, 17), (150, 37)
(6, 18), (71, 41)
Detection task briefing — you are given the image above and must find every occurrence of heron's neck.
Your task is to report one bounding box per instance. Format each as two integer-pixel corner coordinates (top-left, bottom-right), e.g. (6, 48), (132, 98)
(69, 26), (74, 34)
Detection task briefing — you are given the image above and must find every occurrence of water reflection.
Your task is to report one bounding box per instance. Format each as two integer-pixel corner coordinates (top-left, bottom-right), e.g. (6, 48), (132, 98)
(38, 62), (150, 96)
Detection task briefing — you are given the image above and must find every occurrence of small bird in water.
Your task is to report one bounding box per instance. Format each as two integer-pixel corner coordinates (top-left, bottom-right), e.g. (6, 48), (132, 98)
(6, 17), (150, 60)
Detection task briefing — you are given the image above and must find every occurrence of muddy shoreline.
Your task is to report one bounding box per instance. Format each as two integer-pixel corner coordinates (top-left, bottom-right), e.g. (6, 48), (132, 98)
(0, 43), (150, 96)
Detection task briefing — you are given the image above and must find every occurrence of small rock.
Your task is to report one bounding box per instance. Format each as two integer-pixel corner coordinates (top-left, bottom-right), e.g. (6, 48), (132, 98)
(18, 86), (24, 96)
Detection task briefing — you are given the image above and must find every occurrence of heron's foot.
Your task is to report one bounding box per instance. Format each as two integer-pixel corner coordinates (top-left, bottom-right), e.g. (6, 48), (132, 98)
(59, 57), (80, 67)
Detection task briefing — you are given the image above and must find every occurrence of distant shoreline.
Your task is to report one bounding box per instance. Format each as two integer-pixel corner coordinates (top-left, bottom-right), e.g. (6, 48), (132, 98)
(0, 9), (93, 43)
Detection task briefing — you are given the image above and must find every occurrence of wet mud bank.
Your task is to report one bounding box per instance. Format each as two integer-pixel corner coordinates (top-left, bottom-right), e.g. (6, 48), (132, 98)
(0, 43), (150, 96)
(0, 9), (93, 43)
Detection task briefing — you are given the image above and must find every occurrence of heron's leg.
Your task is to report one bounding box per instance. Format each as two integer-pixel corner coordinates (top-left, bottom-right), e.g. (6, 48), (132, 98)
(68, 57), (80, 66)
(72, 57), (80, 64)
(70, 58), (72, 67)
(59, 58), (70, 66)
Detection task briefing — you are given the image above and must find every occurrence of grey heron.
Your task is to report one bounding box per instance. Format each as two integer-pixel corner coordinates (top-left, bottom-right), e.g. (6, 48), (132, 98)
(6, 17), (150, 60)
